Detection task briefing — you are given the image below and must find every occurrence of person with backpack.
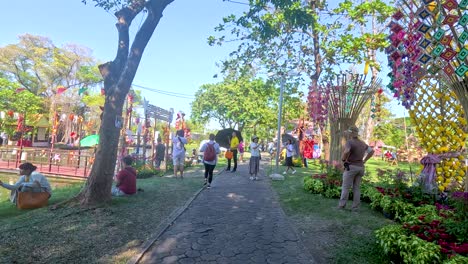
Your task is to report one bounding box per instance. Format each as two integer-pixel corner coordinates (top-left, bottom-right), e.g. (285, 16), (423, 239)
(199, 133), (221, 188)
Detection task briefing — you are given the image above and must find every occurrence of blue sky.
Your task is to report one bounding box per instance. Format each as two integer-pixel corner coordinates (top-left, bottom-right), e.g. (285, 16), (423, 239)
(1, 0), (406, 124)
(0, 0), (248, 119)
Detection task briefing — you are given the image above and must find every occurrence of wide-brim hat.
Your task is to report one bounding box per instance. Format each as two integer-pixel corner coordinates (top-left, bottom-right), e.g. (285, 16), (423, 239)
(347, 126), (359, 134)
(252, 135), (259, 140)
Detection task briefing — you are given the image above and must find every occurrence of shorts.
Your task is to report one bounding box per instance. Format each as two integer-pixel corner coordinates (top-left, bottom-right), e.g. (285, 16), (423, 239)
(286, 156), (293, 166)
(173, 153), (185, 166)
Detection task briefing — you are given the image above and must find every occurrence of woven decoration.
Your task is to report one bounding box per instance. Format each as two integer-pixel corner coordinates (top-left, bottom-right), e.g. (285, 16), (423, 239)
(386, 0), (468, 191)
(408, 79), (467, 191)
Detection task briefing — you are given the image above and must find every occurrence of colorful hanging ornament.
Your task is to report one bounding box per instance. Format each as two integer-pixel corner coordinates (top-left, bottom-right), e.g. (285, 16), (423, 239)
(57, 86), (67, 95)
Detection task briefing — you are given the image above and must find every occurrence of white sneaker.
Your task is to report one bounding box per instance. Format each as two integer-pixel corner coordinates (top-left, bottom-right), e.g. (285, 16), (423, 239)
(249, 176), (254, 180)
(283, 171), (287, 175)
(292, 170), (296, 174)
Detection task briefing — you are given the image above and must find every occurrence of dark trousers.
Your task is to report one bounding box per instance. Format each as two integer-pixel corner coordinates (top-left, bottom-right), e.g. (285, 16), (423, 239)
(227, 149), (238, 171)
(204, 163), (216, 183)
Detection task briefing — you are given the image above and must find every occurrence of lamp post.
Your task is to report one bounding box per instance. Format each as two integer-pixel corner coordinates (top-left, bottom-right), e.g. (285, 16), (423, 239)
(275, 77), (286, 173)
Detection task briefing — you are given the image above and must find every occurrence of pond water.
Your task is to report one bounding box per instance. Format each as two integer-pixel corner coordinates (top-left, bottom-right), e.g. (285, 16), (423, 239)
(0, 173), (84, 202)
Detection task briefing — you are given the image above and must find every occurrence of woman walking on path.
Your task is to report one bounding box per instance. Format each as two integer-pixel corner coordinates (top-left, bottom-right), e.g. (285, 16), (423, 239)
(249, 136), (261, 180)
(172, 129), (187, 179)
(284, 139), (296, 175)
(200, 134), (221, 188)
(238, 141), (245, 163)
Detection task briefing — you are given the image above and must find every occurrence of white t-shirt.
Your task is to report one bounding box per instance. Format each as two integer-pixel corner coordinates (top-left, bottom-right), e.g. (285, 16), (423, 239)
(250, 142), (260, 157)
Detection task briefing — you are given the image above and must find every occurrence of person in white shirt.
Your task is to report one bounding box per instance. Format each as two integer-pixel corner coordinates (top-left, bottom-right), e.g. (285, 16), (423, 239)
(249, 136), (261, 180)
(283, 139), (297, 175)
(0, 162), (52, 204)
(172, 129), (188, 179)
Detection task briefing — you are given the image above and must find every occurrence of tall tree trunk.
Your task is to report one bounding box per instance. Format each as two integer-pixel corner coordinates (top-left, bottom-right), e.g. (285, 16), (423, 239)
(79, 0), (175, 206)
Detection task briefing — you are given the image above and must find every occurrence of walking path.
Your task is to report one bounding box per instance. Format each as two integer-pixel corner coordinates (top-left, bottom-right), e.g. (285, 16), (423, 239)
(136, 161), (315, 264)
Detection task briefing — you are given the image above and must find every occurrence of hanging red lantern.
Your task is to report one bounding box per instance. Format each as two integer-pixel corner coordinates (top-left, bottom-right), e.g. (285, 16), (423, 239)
(69, 113), (75, 121)
(70, 132), (76, 138)
(377, 88), (383, 95)
(7, 110), (14, 117)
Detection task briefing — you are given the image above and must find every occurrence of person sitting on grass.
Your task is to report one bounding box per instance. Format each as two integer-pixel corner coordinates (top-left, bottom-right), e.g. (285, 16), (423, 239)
(0, 162), (52, 205)
(112, 155), (137, 196)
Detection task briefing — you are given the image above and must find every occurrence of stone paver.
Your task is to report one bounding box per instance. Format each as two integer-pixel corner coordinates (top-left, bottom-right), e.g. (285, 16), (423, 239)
(138, 161), (315, 264)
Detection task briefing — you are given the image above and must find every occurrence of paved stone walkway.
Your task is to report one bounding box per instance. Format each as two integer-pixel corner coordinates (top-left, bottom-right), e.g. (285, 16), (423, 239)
(138, 161), (315, 264)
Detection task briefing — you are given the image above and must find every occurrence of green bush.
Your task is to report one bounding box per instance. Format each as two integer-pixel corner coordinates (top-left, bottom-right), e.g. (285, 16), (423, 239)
(323, 187), (341, 198)
(303, 177), (324, 194)
(375, 224), (442, 263)
(136, 168), (163, 179)
(443, 255), (468, 264)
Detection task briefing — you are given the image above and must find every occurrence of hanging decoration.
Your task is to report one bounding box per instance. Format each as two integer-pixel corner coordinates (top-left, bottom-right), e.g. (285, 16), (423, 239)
(78, 87), (88, 95)
(408, 79), (466, 191)
(386, 0), (468, 191)
(307, 88), (328, 130)
(15, 87), (26, 93)
(56, 86), (67, 95)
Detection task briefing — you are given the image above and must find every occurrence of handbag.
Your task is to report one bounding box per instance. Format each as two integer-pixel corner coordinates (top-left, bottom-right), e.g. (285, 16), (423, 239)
(225, 150), (233, 159)
(17, 191), (50, 209)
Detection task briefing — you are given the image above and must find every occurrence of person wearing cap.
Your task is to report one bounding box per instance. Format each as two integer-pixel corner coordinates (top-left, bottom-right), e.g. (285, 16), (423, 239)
(249, 136), (261, 180)
(338, 125), (374, 211)
(0, 162), (52, 204)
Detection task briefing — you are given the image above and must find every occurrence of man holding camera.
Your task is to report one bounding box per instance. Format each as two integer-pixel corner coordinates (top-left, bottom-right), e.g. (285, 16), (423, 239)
(338, 126), (374, 211)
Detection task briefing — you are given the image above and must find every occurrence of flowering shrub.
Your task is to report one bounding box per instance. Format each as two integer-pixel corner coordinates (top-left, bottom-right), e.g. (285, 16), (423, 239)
(375, 224), (442, 263)
(303, 163), (343, 198)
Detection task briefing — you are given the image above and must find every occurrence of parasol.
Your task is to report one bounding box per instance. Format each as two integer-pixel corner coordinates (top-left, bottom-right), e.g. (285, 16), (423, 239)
(281, 133), (297, 145)
(215, 128), (243, 149)
(80, 134), (100, 147)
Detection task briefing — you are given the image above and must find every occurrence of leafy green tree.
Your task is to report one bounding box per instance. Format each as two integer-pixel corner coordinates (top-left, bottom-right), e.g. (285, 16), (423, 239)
(0, 34), (100, 96)
(0, 78), (43, 136)
(210, 0), (393, 162)
(76, 0), (175, 205)
(191, 73), (302, 138)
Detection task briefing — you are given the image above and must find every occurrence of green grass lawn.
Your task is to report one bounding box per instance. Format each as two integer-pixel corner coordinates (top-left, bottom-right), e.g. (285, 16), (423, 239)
(0, 169), (204, 263)
(269, 158), (410, 263)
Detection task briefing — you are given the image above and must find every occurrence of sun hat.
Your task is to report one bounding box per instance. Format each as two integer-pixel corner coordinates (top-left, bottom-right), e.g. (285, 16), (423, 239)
(347, 126), (359, 133)
(252, 135), (259, 141)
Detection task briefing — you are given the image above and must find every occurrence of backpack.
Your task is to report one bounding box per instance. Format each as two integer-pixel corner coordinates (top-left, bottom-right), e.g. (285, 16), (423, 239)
(203, 143), (216, 162)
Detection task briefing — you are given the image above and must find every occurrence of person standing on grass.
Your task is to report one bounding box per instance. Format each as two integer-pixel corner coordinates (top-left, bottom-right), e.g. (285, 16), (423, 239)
(227, 131), (239, 173)
(200, 134), (221, 188)
(172, 129), (187, 179)
(249, 136), (261, 180)
(154, 137), (166, 170)
(112, 155), (137, 196)
(338, 126), (374, 211)
(283, 139), (296, 175)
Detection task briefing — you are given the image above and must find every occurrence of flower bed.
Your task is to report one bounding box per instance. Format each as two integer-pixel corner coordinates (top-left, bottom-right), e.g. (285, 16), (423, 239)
(304, 166), (468, 263)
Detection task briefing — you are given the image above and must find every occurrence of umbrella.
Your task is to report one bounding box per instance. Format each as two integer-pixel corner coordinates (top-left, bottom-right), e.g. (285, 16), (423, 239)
(215, 128), (243, 149)
(80, 134), (99, 147)
(281, 133), (297, 145)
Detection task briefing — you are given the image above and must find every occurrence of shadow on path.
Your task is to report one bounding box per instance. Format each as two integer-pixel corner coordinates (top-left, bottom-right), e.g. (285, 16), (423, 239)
(136, 161), (315, 264)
